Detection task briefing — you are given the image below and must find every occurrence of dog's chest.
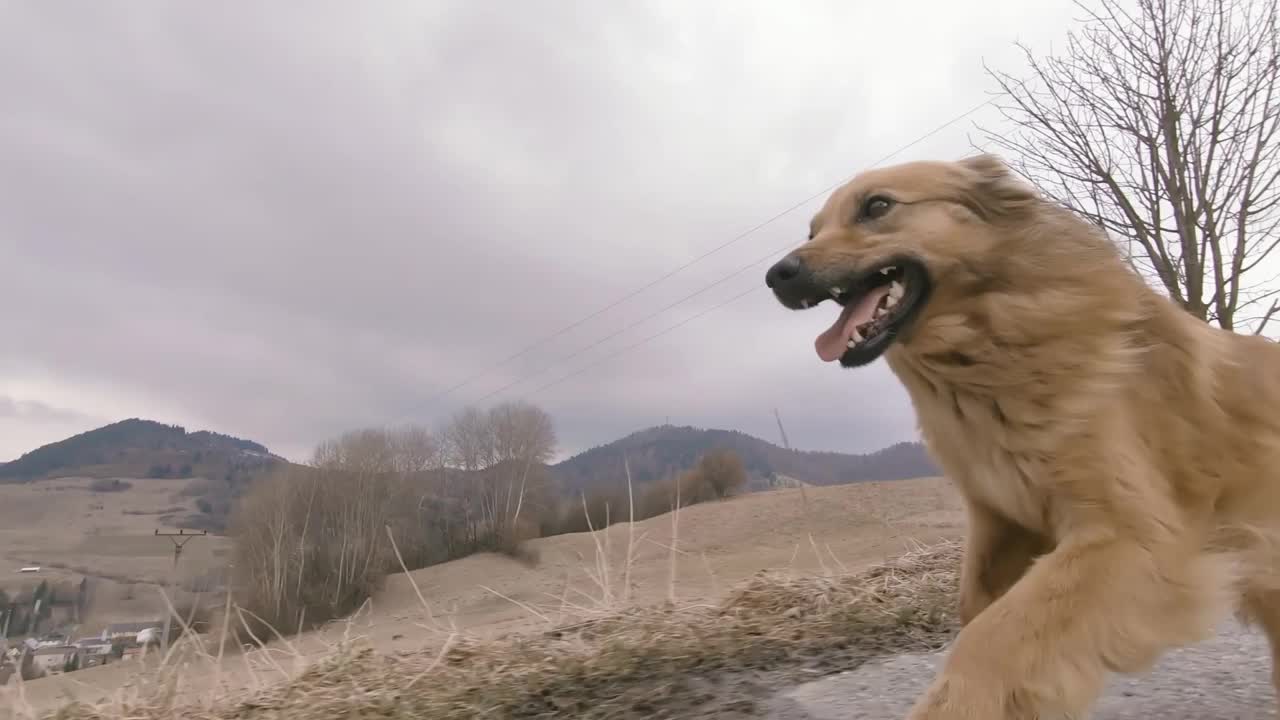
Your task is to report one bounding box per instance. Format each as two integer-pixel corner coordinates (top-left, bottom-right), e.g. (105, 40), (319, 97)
(912, 389), (1052, 533)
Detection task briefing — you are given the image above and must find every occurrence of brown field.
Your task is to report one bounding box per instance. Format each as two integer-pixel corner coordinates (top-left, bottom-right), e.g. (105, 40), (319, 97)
(1, 476), (965, 718)
(0, 477), (231, 633)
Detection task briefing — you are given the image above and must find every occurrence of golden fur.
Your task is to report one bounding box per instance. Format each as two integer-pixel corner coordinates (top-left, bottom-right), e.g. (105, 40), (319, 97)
(787, 154), (1280, 718)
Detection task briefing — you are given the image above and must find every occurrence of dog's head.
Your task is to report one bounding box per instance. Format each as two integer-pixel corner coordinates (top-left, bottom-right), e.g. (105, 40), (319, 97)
(764, 154), (1042, 368)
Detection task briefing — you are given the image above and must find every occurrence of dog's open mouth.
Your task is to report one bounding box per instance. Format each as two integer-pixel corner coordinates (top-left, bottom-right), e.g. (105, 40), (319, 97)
(805, 259), (930, 366)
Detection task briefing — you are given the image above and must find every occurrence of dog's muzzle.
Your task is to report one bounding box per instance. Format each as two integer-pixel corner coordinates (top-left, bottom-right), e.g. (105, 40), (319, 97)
(765, 252), (821, 310)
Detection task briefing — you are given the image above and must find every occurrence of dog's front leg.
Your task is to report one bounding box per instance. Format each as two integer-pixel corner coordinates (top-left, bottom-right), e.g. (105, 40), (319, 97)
(908, 533), (1231, 719)
(957, 501), (1045, 626)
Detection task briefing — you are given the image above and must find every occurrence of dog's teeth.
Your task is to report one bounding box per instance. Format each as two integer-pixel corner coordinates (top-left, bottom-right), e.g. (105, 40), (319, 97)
(850, 328), (863, 344)
(829, 287), (843, 298)
(885, 294), (899, 309)
(880, 266), (896, 276)
(889, 281), (904, 300)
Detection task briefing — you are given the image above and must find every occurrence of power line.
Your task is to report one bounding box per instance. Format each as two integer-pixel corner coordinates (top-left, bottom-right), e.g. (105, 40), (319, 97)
(406, 167), (850, 412)
(423, 95), (1000, 414)
(460, 242), (797, 408)
(408, 95), (1000, 416)
(518, 282), (765, 402)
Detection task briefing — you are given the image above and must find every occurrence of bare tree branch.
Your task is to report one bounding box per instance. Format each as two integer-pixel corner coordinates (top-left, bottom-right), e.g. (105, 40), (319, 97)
(1252, 299), (1280, 335)
(978, 0), (1280, 335)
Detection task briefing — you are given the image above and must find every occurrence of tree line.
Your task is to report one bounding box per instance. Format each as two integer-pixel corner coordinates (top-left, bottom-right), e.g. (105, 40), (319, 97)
(228, 400), (747, 637)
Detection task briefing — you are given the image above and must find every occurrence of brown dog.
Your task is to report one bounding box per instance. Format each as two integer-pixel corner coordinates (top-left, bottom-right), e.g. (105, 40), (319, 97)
(765, 154), (1280, 718)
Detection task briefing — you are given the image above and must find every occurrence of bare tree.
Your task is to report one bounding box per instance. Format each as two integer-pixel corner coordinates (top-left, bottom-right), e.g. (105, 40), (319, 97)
(391, 423), (441, 475)
(313, 427), (398, 476)
(309, 429), (399, 609)
(442, 406), (495, 471)
(434, 401), (558, 556)
(488, 402), (557, 465)
(387, 423), (453, 566)
(482, 401), (557, 548)
(229, 402), (560, 639)
(980, 0), (1280, 333)
(231, 426), (434, 636)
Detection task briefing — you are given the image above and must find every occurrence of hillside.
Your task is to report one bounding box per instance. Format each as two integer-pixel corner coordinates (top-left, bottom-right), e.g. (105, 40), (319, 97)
(551, 424), (939, 495)
(0, 418), (280, 482)
(0, 420), (938, 534)
(0, 419), (286, 532)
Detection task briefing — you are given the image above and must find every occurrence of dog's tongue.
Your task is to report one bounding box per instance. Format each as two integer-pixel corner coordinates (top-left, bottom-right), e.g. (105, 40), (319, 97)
(815, 285), (892, 362)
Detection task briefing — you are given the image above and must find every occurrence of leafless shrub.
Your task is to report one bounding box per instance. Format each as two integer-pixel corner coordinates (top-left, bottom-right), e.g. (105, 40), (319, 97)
(88, 477), (132, 493)
(691, 447), (748, 500)
(122, 506), (186, 516)
(546, 449), (749, 535)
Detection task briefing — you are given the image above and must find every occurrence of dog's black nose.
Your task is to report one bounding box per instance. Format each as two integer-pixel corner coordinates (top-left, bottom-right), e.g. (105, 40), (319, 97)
(765, 253), (805, 290)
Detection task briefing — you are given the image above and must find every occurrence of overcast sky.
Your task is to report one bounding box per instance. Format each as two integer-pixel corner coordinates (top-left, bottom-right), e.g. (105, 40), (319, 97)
(0, 1), (1088, 463)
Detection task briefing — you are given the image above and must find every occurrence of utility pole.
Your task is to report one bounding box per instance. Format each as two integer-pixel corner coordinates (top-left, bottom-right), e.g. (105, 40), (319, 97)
(773, 408), (794, 490)
(154, 528), (206, 654)
(773, 407), (792, 450)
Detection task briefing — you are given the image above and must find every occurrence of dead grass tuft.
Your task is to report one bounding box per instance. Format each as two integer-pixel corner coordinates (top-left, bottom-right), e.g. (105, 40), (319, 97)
(38, 540), (962, 720)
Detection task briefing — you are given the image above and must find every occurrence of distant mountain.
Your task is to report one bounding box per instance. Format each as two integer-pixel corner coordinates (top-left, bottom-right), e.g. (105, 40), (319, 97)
(550, 424), (939, 495)
(0, 419), (939, 534)
(0, 418), (283, 483)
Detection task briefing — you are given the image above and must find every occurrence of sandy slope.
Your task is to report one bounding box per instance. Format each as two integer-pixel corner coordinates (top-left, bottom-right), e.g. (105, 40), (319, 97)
(4, 477), (965, 716)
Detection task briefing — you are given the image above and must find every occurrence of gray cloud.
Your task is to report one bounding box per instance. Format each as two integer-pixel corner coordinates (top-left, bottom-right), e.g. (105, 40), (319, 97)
(0, 396), (96, 425)
(0, 1), (1083, 462)
(0, 396), (103, 462)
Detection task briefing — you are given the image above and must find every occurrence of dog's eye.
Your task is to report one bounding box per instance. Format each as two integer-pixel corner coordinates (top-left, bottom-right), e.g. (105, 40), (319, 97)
(858, 195), (895, 222)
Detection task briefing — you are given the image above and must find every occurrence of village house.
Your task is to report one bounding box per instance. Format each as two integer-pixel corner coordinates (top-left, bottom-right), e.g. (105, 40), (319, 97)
(73, 637), (115, 668)
(101, 620), (162, 644)
(30, 645), (78, 676)
(35, 631), (69, 648)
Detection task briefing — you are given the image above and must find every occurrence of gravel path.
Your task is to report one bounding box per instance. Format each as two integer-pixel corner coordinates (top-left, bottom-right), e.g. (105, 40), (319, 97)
(768, 618), (1277, 719)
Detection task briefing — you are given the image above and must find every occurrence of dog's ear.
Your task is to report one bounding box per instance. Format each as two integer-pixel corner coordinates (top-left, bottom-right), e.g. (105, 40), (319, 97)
(957, 153), (1010, 177)
(955, 153), (1039, 222)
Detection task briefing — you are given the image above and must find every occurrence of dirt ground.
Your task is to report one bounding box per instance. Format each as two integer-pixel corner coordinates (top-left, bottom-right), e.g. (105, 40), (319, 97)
(2, 476), (966, 717)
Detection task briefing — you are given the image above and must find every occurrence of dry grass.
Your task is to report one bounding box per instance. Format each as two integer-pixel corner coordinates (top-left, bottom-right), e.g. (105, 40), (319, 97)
(31, 540), (962, 720)
(1, 478), (963, 719)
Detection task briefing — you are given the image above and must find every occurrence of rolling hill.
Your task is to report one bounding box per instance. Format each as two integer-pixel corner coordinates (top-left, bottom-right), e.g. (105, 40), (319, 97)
(0, 418), (283, 483)
(0, 419), (286, 532)
(550, 424), (939, 494)
(0, 419), (938, 534)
